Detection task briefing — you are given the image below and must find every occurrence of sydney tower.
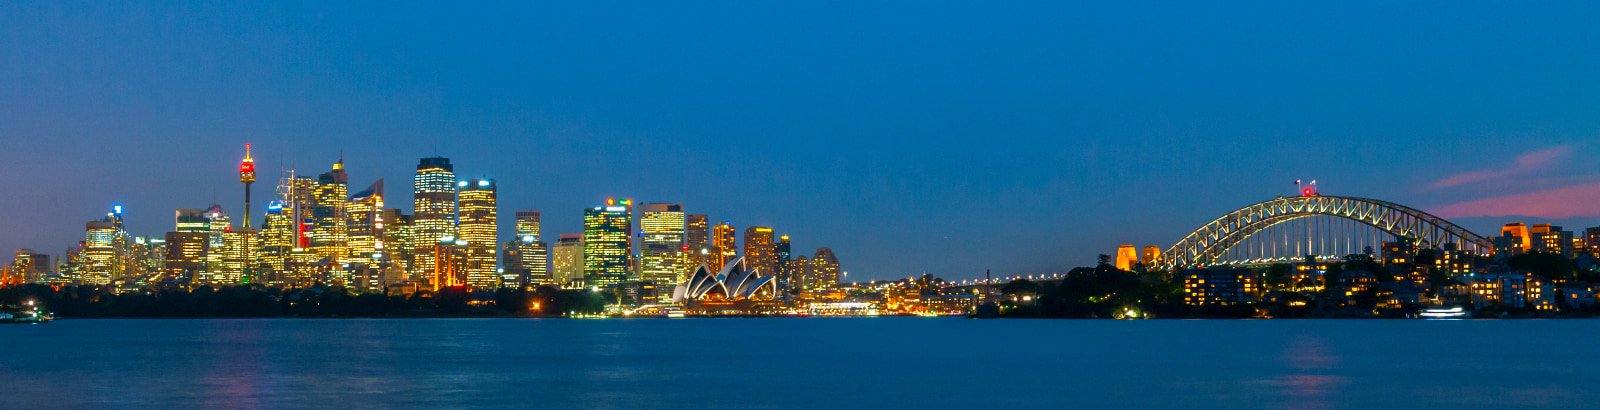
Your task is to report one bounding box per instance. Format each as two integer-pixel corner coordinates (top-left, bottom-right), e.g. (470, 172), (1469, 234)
(240, 144), (256, 227)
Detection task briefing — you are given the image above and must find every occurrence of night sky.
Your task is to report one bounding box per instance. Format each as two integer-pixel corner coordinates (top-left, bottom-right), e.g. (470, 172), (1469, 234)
(4, 2), (1599, 281)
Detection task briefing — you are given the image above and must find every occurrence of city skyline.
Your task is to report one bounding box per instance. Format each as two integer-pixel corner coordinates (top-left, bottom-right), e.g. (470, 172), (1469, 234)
(5, 2), (1600, 281)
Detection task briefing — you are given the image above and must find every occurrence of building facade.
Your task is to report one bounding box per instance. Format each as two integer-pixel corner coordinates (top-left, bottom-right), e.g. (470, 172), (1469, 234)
(552, 234), (583, 287)
(583, 199), (632, 287)
(743, 226), (776, 276)
(639, 203), (687, 296)
(457, 178), (499, 290)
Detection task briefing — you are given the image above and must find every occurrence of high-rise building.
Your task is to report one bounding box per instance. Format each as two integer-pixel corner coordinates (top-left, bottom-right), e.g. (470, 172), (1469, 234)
(219, 228), (255, 285)
(311, 159), (351, 271)
(807, 247), (841, 289)
(175, 208), (210, 233)
(284, 174), (319, 249)
(515, 211), (541, 242)
(501, 241), (526, 288)
(163, 231), (208, 286)
(189, 204), (241, 286)
(9, 250), (50, 284)
(79, 220), (117, 285)
(685, 214), (710, 268)
(411, 157), (457, 283)
(552, 233), (583, 287)
(382, 209), (413, 276)
(712, 222), (736, 270)
(204, 205), (233, 282)
(743, 226), (777, 275)
(789, 255), (812, 290)
(506, 211), (549, 286)
(347, 179), (385, 264)
(72, 205), (134, 286)
(639, 203), (687, 297)
(258, 201), (294, 283)
(775, 234), (794, 291)
(457, 178), (499, 290)
(128, 237), (166, 287)
(432, 238), (469, 290)
(583, 199), (632, 287)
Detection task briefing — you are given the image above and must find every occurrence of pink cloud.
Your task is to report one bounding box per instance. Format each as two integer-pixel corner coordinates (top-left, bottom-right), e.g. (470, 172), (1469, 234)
(1432, 182), (1600, 218)
(1428, 145), (1571, 189)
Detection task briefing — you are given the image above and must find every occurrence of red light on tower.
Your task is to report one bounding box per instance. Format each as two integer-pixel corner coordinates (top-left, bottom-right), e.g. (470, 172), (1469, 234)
(239, 143), (256, 183)
(1295, 179), (1319, 197)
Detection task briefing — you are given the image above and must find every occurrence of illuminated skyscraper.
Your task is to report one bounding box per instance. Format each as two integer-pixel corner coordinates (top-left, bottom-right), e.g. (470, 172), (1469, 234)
(712, 222), (736, 270)
(775, 234), (794, 290)
(80, 219), (117, 285)
(432, 237), (469, 290)
(71, 204), (132, 285)
(311, 159), (351, 271)
(381, 209), (413, 274)
(9, 250), (50, 284)
(506, 210), (549, 285)
(128, 236), (165, 287)
(552, 233), (583, 287)
(258, 201), (294, 282)
(175, 209), (210, 233)
(515, 210), (541, 242)
(457, 178), (499, 290)
(168, 208), (211, 285)
(284, 174), (318, 249)
(743, 226), (777, 275)
(583, 198), (632, 287)
(807, 247), (841, 288)
(347, 179), (385, 263)
(411, 157), (457, 282)
(163, 231), (207, 286)
(685, 214), (710, 268)
(219, 227), (255, 285)
(202, 205), (231, 284)
(789, 255), (812, 290)
(640, 203), (686, 298)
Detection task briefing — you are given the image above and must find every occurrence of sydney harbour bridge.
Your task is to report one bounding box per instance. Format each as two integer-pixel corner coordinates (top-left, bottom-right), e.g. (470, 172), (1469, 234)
(1159, 193), (1493, 269)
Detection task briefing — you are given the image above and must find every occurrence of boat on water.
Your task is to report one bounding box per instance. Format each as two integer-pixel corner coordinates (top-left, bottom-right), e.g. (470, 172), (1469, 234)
(1417, 306), (1470, 319)
(0, 312), (51, 324)
(1, 301), (53, 323)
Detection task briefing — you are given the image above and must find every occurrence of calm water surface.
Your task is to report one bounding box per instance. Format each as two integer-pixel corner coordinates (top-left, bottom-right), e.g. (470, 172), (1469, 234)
(2, 318), (1595, 409)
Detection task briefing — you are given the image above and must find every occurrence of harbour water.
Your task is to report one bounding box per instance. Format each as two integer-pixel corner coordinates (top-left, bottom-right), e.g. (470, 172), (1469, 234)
(2, 318), (1595, 409)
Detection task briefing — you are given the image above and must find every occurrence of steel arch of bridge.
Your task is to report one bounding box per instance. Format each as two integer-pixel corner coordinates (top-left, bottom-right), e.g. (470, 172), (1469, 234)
(1163, 196), (1492, 268)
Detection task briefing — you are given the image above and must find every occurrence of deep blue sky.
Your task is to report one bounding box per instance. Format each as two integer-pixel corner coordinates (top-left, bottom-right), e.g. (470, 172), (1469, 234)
(4, 2), (1600, 281)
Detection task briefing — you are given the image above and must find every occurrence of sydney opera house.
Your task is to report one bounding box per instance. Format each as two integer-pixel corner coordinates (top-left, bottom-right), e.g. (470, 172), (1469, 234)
(672, 257), (778, 309)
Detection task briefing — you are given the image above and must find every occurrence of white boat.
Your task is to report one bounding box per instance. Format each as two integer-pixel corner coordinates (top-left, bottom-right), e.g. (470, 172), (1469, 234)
(1418, 307), (1469, 319)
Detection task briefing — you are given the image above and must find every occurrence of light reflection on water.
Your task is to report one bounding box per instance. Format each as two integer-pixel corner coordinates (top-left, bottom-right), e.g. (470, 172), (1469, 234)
(2, 319), (1598, 408)
(1250, 333), (1343, 409)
